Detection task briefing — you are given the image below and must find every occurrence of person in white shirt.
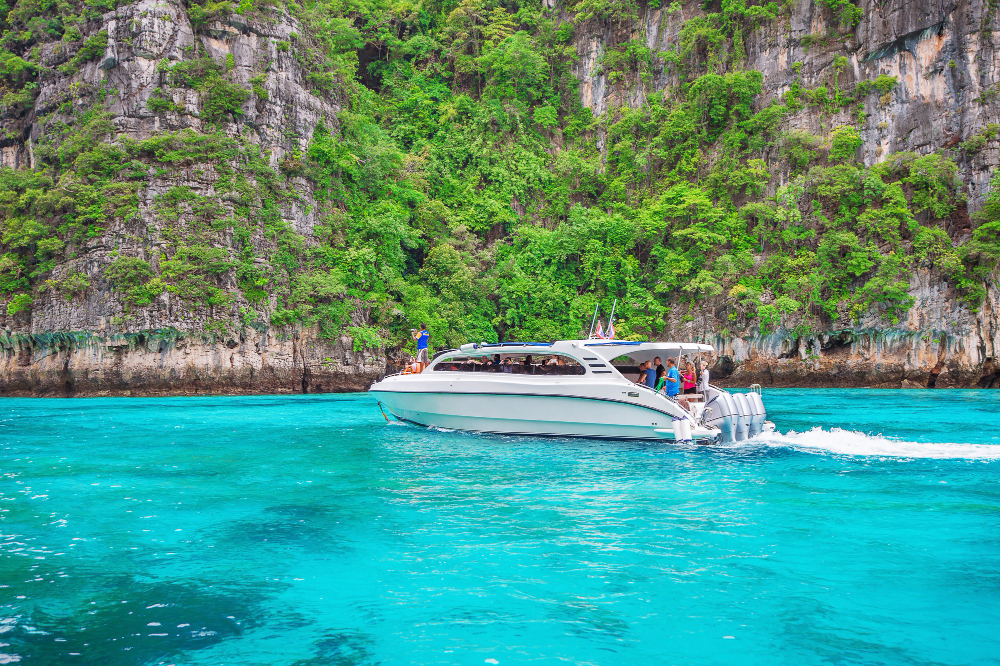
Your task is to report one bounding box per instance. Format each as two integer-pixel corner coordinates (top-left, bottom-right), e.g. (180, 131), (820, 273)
(699, 364), (710, 392)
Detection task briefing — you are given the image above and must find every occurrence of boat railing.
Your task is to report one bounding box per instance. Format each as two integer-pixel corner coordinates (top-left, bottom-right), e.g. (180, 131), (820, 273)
(631, 381), (704, 415)
(631, 380), (705, 402)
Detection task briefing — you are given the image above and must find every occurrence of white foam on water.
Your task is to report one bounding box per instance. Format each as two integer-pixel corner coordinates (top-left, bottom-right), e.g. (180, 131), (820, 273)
(747, 427), (1000, 460)
(428, 425), (456, 433)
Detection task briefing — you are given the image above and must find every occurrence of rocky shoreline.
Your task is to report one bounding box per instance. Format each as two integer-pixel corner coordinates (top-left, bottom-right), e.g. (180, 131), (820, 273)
(0, 327), (383, 397)
(2, 326), (997, 397)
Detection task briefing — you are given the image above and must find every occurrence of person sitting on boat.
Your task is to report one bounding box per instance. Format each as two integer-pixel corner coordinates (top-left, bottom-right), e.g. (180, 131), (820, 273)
(402, 356), (416, 374)
(492, 354), (502, 371)
(663, 358), (680, 397)
(523, 355), (534, 374)
(682, 362), (697, 394)
(502, 358), (513, 373)
(411, 323), (430, 372)
(644, 361), (657, 388)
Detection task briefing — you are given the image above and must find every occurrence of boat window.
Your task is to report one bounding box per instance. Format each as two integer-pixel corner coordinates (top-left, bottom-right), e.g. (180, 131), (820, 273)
(432, 353), (586, 375)
(611, 354), (641, 376)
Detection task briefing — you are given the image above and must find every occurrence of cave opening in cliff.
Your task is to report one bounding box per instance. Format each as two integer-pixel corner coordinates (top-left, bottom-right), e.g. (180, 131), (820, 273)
(978, 359), (1000, 389)
(927, 362), (944, 389)
(820, 333), (853, 355)
(357, 43), (384, 92)
(711, 355), (735, 380)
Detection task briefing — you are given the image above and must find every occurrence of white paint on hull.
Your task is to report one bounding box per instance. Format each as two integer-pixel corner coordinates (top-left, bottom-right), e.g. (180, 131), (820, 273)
(373, 386), (718, 440)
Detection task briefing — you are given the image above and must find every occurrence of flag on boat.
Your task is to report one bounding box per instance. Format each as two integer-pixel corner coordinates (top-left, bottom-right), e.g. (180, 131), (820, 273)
(607, 320), (616, 340)
(594, 321), (606, 339)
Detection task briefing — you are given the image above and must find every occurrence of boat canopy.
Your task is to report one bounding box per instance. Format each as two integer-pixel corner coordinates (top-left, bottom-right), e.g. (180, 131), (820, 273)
(578, 341), (713, 366)
(455, 340), (713, 366)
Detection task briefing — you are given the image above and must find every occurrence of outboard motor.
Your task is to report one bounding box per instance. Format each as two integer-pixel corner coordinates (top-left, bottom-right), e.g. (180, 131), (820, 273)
(733, 393), (752, 441)
(702, 387), (737, 443)
(747, 391), (766, 437)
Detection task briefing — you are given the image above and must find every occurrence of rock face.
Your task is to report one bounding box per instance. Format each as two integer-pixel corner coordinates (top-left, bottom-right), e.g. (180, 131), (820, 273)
(653, 265), (1000, 388)
(573, 0), (1000, 204)
(0, 0), (388, 395)
(0, 328), (383, 396)
(711, 269), (1000, 389)
(567, 0), (1000, 388)
(0, 0), (997, 394)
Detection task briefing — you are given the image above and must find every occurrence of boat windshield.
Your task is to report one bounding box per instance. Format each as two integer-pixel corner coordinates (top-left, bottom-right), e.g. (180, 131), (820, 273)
(433, 353), (586, 375)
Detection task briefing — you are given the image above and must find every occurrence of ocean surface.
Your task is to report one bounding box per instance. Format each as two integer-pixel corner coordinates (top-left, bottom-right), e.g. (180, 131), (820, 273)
(1, 389), (999, 665)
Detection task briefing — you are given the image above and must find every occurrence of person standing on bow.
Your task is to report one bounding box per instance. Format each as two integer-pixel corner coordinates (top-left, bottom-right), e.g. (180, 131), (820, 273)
(411, 323), (430, 372)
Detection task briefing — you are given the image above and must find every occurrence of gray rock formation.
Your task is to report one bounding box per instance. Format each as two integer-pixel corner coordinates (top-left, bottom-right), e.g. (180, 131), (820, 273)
(0, 0), (385, 394)
(0, 327), (382, 396)
(568, 0), (1000, 387)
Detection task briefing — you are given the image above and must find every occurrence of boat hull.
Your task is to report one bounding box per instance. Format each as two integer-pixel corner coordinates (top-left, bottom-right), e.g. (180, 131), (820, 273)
(372, 387), (719, 442)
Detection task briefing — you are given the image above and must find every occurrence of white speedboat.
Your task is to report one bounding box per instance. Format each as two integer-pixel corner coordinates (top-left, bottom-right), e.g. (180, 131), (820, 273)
(370, 340), (773, 443)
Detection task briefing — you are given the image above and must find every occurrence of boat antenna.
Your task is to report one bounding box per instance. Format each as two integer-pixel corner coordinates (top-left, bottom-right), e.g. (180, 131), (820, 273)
(607, 299), (617, 336)
(587, 302), (600, 339)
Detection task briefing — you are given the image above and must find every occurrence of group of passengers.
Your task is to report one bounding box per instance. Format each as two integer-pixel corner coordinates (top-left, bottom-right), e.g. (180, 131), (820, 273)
(402, 323), (709, 391)
(637, 356), (699, 397)
(437, 354), (584, 375)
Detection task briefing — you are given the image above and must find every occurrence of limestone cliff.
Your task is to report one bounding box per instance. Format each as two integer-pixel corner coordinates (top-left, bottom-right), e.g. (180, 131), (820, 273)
(0, 0), (997, 394)
(567, 0), (1000, 387)
(0, 0), (384, 394)
(572, 0), (1000, 206)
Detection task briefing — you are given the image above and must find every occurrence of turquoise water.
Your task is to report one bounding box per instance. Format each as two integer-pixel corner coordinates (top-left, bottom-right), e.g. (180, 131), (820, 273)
(2, 389), (999, 665)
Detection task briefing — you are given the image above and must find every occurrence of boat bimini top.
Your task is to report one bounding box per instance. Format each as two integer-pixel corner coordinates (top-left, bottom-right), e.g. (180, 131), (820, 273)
(575, 341), (713, 367)
(455, 340), (713, 369)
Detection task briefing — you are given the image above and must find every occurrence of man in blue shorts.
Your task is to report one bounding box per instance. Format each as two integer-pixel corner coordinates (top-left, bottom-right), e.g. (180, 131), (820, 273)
(411, 323), (430, 372)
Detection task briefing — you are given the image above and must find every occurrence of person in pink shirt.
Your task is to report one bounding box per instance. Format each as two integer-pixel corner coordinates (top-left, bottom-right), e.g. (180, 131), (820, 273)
(682, 362), (697, 394)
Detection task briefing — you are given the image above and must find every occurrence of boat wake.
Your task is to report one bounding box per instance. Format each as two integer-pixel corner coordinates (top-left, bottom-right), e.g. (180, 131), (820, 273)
(745, 427), (1000, 460)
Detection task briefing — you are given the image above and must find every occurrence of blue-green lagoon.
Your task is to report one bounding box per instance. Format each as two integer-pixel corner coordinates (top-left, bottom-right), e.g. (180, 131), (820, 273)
(1, 389), (998, 665)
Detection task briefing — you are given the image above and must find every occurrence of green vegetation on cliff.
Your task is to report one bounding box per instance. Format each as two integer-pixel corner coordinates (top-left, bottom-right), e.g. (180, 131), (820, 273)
(0, 0), (997, 357)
